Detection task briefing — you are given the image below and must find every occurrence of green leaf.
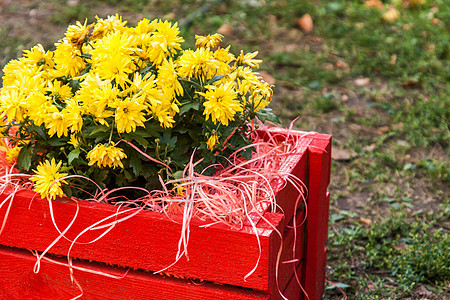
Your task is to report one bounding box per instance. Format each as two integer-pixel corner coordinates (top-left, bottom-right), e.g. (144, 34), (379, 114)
(160, 131), (177, 152)
(325, 282), (351, 290)
(17, 144), (32, 171)
(179, 101), (200, 115)
(88, 126), (110, 137)
(256, 108), (281, 124)
(47, 139), (66, 146)
(68, 148), (81, 164)
(206, 74), (227, 85)
(123, 131), (149, 147)
(128, 150), (143, 176)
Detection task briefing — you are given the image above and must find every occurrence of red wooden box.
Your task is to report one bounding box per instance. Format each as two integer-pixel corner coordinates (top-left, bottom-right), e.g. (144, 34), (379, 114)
(0, 128), (331, 300)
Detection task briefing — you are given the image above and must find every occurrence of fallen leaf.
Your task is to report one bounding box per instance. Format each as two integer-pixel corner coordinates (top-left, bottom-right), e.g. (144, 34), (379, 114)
(296, 14), (314, 33)
(259, 71), (276, 86)
(392, 123), (403, 130)
(364, 144), (377, 152)
(377, 126), (390, 135)
(382, 6), (400, 23)
(416, 284), (433, 296)
(432, 18), (441, 25)
(390, 54), (397, 65)
(332, 148), (355, 161)
(354, 77), (370, 86)
(425, 44), (435, 51)
(335, 60), (349, 70)
(359, 217), (372, 226)
(217, 23), (233, 36)
(364, 0), (384, 9)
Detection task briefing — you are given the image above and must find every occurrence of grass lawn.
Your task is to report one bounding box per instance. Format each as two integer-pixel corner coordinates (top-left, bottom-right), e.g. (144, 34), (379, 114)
(0, 0), (448, 298)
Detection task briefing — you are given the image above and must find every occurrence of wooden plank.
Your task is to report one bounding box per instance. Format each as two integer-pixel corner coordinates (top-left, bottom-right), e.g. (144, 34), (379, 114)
(0, 189), (286, 291)
(268, 207), (305, 295)
(302, 135), (332, 300)
(0, 245), (270, 300)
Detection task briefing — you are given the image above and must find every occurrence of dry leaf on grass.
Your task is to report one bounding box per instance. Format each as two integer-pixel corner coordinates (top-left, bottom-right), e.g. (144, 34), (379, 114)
(295, 14), (313, 32)
(359, 217), (372, 226)
(364, 0), (384, 9)
(354, 77), (370, 87)
(382, 5), (401, 23)
(217, 23), (233, 36)
(332, 148), (355, 161)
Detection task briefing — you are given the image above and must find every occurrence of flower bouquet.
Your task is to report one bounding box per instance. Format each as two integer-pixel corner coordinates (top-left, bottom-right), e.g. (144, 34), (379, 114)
(0, 14), (331, 300)
(0, 14), (277, 202)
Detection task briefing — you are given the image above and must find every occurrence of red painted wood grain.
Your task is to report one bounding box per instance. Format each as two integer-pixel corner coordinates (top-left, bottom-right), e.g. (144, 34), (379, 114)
(302, 135), (332, 300)
(0, 245), (271, 300)
(0, 128), (331, 299)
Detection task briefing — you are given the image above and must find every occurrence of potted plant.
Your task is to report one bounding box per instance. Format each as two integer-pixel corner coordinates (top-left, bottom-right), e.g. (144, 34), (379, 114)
(0, 15), (331, 299)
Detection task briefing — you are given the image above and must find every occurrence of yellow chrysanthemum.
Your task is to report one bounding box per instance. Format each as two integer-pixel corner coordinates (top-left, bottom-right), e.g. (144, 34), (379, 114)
(53, 40), (86, 78)
(23, 44), (54, 70)
(177, 48), (218, 79)
(206, 133), (219, 151)
(157, 59), (184, 100)
(63, 98), (84, 133)
(87, 143), (127, 169)
(195, 33), (223, 49)
(134, 18), (158, 34)
(125, 72), (162, 108)
(199, 81), (243, 126)
(0, 89), (27, 122)
(235, 50), (262, 68)
(25, 91), (52, 126)
(6, 146), (21, 163)
(30, 158), (68, 200)
(47, 80), (73, 101)
(68, 135), (80, 148)
(95, 54), (133, 89)
(44, 106), (71, 138)
(214, 46), (235, 64)
(110, 94), (147, 133)
(147, 20), (184, 65)
(91, 14), (127, 40)
(65, 20), (91, 48)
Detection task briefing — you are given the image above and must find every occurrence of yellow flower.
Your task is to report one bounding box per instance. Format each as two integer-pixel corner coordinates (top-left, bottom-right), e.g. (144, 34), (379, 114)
(214, 46), (235, 64)
(63, 98), (84, 133)
(47, 80), (73, 101)
(53, 40), (86, 78)
(44, 106), (71, 138)
(200, 81), (243, 126)
(96, 54), (133, 88)
(235, 50), (262, 68)
(87, 143), (127, 169)
(134, 18), (158, 34)
(91, 14), (127, 40)
(195, 33), (223, 49)
(65, 19), (91, 48)
(68, 135), (80, 147)
(23, 44), (54, 70)
(126, 72), (162, 108)
(25, 91), (52, 126)
(0, 89), (27, 122)
(177, 48), (217, 79)
(110, 94), (147, 133)
(147, 20), (184, 65)
(6, 146), (22, 163)
(206, 133), (219, 151)
(30, 158), (68, 200)
(157, 59), (184, 100)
